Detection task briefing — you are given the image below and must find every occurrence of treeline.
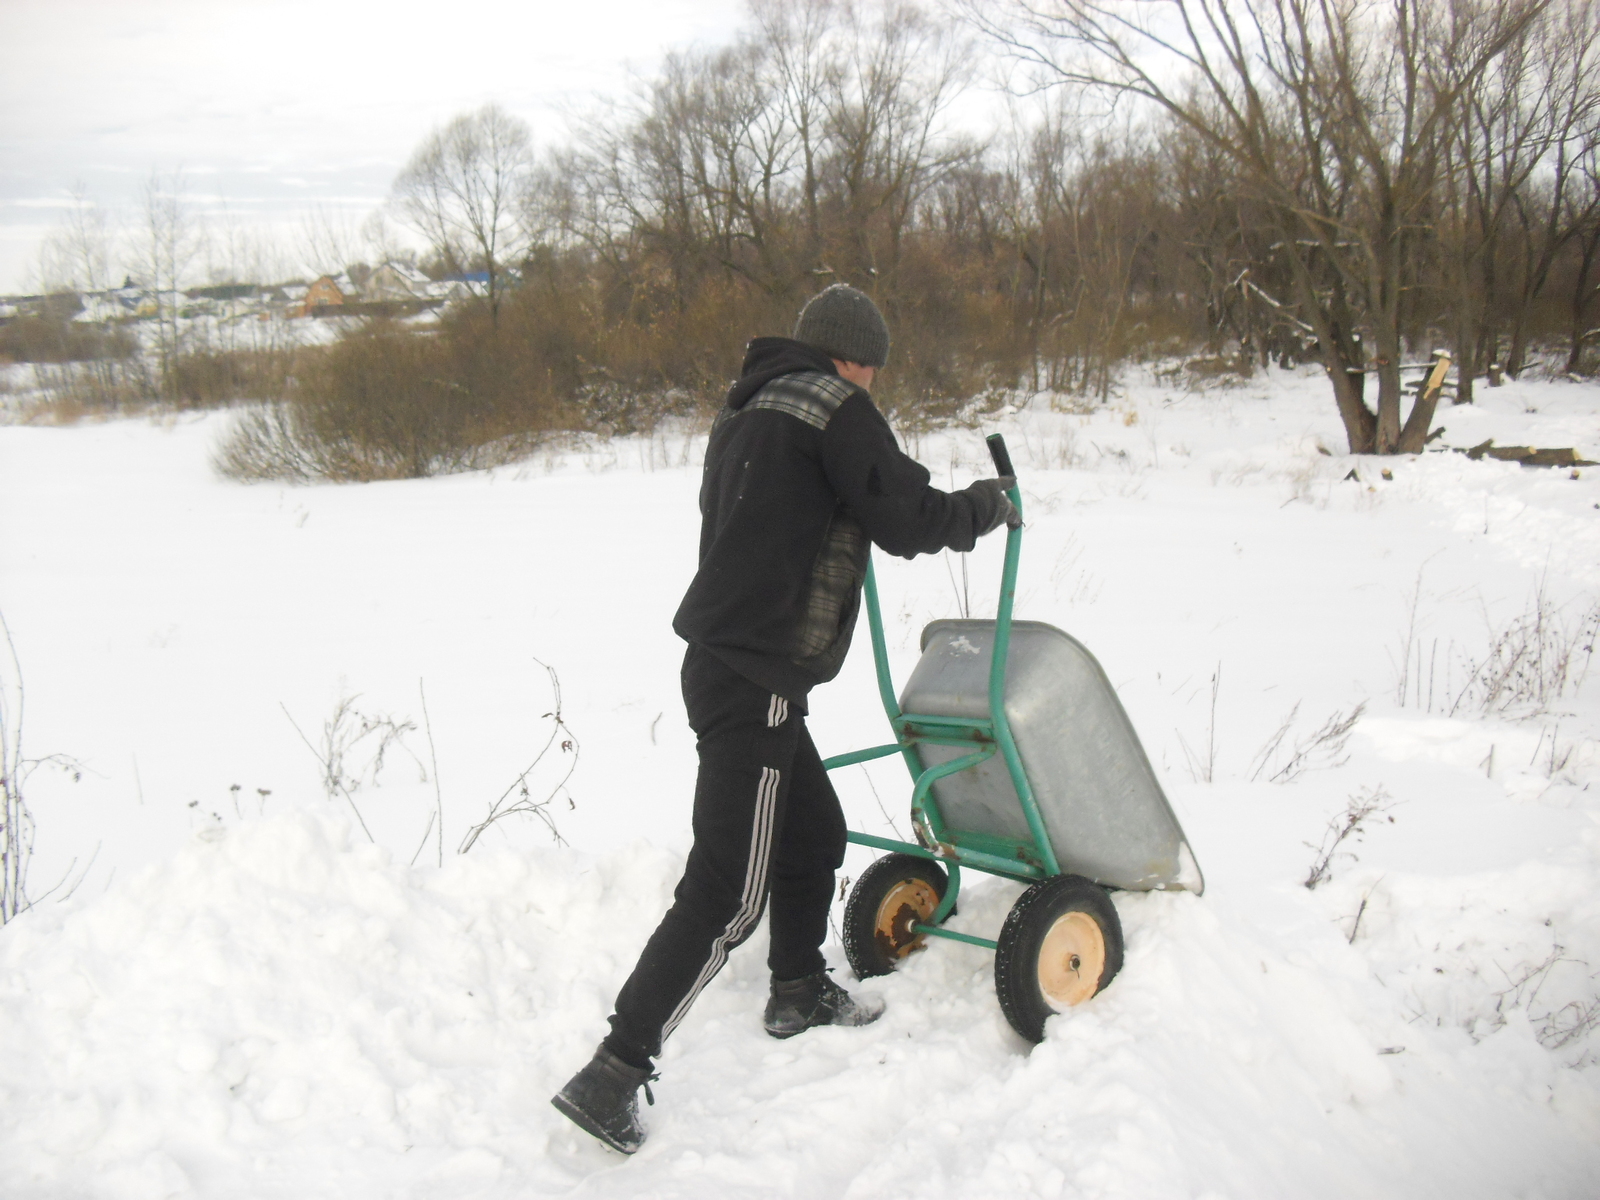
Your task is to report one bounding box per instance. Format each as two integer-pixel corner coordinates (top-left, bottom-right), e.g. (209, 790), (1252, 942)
(28, 0), (1600, 472)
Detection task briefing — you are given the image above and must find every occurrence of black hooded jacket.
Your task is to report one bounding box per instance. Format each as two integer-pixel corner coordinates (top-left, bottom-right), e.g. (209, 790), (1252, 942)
(672, 337), (1000, 708)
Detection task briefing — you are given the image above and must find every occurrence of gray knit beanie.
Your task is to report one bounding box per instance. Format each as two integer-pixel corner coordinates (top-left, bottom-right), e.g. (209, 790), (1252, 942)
(793, 284), (890, 368)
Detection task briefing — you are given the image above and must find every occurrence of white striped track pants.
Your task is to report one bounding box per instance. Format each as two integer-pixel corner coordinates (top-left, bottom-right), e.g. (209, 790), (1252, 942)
(605, 645), (846, 1066)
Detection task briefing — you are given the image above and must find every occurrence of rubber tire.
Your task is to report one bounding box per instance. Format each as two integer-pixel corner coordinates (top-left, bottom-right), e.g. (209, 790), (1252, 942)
(994, 874), (1123, 1043)
(843, 853), (949, 979)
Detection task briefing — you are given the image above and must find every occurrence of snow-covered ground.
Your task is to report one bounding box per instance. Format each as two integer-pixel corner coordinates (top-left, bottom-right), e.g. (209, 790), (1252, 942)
(1, 367), (1597, 1198)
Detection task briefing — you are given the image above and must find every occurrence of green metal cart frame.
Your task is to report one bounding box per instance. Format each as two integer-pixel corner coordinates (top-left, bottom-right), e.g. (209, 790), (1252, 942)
(821, 435), (1045, 956)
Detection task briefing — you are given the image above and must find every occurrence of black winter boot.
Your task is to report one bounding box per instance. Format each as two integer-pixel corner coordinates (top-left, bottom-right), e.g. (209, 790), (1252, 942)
(551, 1045), (657, 1154)
(763, 970), (885, 1039)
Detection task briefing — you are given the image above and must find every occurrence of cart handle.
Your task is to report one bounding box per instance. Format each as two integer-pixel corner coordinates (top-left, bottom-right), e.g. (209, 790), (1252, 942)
(845, 431), (1061, 878)
(983, 434), (1058, 874)
(986, 433), (1015, 479)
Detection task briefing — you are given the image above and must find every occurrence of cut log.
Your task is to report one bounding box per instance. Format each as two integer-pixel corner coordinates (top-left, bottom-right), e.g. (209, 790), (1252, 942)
(1460, 440), (1596, 467)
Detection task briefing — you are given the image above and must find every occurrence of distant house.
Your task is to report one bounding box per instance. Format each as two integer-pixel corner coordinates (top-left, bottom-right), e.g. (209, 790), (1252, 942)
(365, 261), (432, 302)
(429, 270), (484, 302)
(78, 292), (128, 323)
(301, 275), (347, 317)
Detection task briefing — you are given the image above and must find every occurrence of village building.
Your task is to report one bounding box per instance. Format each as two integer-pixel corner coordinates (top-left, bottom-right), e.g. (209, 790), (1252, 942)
(364, 261), (432, 302)
(301, 275), (347, 317)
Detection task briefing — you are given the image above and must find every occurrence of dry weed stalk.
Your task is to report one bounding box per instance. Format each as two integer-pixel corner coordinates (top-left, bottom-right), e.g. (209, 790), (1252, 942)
(0, 611), (83, 923)
(1536, 997), (1600, 1053)
(1248, 701), (1300, 781)
(1488, 946), (1599, 1054)
(1450, 589), (1599, 717)
(1252, 702), (1366, 784)
(415, 678), (444, 868)
(1177, 663), (1222, 783)
(459, 659), (577, 853)
(1304, 785), (1395, 890)
(281, 694), (423, 842)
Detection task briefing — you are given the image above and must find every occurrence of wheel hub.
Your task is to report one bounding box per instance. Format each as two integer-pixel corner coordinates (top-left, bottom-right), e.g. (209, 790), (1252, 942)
(873, 877), (940, 960)
(1037, 911), (1106, 1009)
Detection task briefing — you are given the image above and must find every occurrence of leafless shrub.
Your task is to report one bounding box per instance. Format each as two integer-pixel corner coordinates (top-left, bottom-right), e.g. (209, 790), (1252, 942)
(1450, 590), (1600, 717)
(460, 660), (577, 852)
(1536, 996), (1600, 1052)
(22, 357), (155, 419)
(1181, 353), (1253, 387)
(281, 694), (424, 842)
(1528, 723), (1591, 780)
(211, 402), (325, 482)
(213, 318), (566, 483)
(0, 300), (137, 365)
(17, 335), (295, 421)
(1488, 946), (1600, 1053)
(166, 344), (299, 409)
(1304, 785), (1395, 890)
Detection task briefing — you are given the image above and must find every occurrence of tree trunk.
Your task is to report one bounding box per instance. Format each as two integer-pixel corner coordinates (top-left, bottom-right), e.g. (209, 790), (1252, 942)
(1330, 363), (1376, 454)
(1397, 354), (1451, 453)
(1453, 303), (1476, 405)
(1373, 350), (1405, 453)
(1287, 252), (1375, 452)
(1565, 223), (1600, 373)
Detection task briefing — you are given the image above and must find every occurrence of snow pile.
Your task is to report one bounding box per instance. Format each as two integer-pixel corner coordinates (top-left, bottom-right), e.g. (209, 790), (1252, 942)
(1323, 846), (1600, 1065)
(0, 815), (675, 1197)
(0, 810), (1594, 1199)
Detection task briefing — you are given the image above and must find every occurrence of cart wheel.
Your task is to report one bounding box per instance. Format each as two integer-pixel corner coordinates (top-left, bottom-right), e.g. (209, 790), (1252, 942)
(843, 854), (949, 979)
(994, 875), (1123, 1043)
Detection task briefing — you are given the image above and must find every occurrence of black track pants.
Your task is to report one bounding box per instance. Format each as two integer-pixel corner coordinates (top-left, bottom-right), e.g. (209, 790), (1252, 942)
(605, 645), (846, 1066)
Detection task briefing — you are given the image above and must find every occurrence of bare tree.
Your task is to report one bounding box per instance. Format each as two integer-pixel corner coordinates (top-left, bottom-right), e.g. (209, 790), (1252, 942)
(299, 202), (365, 279)
(298, 205), (415, 284)
(1438, 0), (1600, 399)
(392, 103), (535, 322)
(560, 1), (975, 324)
(755, 0), (839, 270)
(819, 1), (975, 287)
(1560, 147), (1600, 372)
(969, 0), (1548, 453)
(35, 182), (114, 295)
(995, 100), (1166, 397)
(1500, 0), (1600, 377)
(132, 170), (205, 393)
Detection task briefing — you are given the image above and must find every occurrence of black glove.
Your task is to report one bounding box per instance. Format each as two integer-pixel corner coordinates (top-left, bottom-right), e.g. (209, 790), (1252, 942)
(966, 476), (1021, 537)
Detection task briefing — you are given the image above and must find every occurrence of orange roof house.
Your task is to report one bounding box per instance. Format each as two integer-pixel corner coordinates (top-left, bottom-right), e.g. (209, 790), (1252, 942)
(301, 275), (346, 316)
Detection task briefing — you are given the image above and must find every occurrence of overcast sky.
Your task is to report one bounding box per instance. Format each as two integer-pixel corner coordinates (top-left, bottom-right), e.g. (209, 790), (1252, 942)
(0, 0), (750, 293)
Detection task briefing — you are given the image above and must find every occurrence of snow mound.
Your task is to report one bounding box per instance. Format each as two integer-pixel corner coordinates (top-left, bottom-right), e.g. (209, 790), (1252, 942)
(1, 811), (1595, 1199)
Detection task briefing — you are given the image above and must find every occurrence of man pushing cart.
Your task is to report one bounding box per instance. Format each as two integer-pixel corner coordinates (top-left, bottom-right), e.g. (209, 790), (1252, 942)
(552, 284), (1201, 1155)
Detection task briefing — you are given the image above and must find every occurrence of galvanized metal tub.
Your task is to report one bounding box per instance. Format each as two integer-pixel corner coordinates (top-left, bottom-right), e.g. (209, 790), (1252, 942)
(901, 619), (1203, 894)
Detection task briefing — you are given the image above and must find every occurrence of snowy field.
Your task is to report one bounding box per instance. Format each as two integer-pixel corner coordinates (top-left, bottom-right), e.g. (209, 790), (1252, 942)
(1, 367), (1598, 1199)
